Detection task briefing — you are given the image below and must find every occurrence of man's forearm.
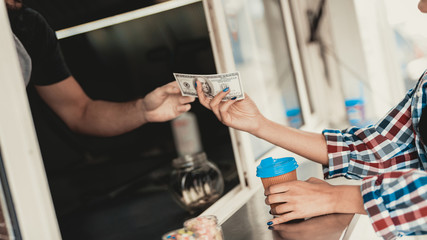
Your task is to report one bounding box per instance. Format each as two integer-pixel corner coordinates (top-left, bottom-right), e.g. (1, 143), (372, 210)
(252, 117), (329, 165)
(36, 77), (193, 137)
(71, 98), (146, 137)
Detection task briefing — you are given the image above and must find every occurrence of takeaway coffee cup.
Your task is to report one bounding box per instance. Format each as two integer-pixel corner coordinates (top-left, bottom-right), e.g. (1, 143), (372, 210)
(256, 157), (298, 209)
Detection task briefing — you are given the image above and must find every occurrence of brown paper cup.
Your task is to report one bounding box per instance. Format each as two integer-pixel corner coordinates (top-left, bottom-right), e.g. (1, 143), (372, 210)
(261, 169), (297, 210)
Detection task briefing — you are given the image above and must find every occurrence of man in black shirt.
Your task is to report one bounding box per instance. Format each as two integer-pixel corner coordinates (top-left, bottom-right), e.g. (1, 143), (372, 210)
(6, 0), (195, 137)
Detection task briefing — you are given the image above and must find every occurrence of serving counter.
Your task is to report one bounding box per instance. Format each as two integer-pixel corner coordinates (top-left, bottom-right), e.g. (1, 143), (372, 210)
(221, 186), (354, 240)
(221, 177), (425, 240)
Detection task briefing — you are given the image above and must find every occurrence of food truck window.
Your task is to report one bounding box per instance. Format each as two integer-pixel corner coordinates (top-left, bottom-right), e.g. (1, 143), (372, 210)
(18, 2), (241, 239)
(220, 0), (304, 159)
(5, 0), (311, 238)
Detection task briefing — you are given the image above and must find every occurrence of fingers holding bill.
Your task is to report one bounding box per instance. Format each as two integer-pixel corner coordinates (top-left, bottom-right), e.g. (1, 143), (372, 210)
(209, 87), (231, 118)
(209, 87), (230, 108)
(195, 79), (211, 110)
(195, 80), (236, 116)
(179, 96), (195, 104)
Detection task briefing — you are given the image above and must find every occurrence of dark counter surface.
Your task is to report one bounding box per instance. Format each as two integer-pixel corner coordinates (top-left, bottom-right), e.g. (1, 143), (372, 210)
(222, 188), (354, 240)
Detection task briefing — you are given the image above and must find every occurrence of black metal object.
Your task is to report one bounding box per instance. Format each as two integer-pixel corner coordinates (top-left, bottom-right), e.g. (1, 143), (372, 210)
(308, 0), (326, 43)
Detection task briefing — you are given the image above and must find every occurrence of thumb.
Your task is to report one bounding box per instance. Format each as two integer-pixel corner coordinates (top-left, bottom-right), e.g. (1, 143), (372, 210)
(163, 82), (181, 95)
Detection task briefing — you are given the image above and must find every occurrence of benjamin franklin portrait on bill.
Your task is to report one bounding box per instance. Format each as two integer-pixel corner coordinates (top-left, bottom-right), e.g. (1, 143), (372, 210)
(194, 77), (214, 98)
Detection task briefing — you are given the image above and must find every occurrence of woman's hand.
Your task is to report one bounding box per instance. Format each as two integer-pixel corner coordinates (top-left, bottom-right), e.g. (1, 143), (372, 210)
(265, 178), (336, 225)
(195, 79), (265, 134)
(142, 81), (195, 123)
(264, 177), (366, 226)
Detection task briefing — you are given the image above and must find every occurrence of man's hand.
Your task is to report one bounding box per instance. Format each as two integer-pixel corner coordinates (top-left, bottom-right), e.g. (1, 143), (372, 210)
(264, 177), (366, 226)
(141, 81), (195, 123)
(36, 77), (194, 136)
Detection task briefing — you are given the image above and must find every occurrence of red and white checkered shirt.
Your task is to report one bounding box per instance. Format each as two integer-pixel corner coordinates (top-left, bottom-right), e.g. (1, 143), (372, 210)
(322, 72), (427, 240)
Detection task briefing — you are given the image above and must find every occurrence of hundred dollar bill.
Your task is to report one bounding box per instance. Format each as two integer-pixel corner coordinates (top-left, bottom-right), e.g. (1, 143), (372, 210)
(173, 72), (245, 100)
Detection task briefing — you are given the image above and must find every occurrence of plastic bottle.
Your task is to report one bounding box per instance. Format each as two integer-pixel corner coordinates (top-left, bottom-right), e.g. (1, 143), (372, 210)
(171, 112), (203, 157)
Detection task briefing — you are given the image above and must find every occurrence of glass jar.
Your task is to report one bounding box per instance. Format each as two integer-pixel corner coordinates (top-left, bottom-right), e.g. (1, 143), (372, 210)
(162, 215), (224, 240)
(184, 215), (224, 240)
(169, 152), (224, 214)
(162, 228), (196, 240)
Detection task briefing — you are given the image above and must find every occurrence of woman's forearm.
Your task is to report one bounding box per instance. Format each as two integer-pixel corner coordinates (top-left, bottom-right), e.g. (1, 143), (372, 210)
(333, 185), (366, 214)
(252, 117), (329, 165)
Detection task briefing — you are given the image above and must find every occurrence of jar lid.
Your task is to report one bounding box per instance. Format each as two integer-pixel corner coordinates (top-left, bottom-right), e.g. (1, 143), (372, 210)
(172, 152), (207, 168)
(256, 157), (298, 178)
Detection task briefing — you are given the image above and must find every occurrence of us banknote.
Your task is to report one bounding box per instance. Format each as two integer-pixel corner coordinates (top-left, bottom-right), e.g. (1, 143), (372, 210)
(173, 72), (245, 100)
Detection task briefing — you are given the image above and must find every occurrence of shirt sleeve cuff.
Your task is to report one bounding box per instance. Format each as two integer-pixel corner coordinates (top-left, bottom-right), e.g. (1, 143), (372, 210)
(322, 129), (352, 179)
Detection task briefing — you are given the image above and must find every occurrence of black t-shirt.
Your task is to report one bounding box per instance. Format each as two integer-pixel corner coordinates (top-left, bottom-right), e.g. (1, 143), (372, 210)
(8, 6), (71, 86)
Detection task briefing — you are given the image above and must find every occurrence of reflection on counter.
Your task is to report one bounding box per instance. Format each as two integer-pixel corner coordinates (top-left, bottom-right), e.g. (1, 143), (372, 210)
(271, 214), (354, 240)
(222, 188), (354, 240)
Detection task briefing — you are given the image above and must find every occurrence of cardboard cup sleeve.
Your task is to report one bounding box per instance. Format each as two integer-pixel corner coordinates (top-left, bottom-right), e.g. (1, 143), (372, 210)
(261, 170), (297, 210)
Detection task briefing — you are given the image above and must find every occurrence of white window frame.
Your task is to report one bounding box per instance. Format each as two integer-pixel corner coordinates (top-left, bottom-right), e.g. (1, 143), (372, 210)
(0, 2), (61, 239)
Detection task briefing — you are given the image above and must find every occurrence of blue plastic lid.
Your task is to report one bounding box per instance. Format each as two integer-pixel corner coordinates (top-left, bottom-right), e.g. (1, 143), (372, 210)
(256, 157), (298, 178)
(286, 108), (301, 117)
(345, 99), (364, 107)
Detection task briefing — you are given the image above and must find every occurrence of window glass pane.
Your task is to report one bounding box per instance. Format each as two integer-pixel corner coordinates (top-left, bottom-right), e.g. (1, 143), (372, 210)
(222, 0), (303, 159)
(21, 3), (239, 239)
(384, 0), (427, 90)
(255, 0), (303, 128)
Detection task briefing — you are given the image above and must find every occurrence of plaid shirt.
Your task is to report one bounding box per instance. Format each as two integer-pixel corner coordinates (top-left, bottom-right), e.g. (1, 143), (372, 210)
(322, 72), (427, 240)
